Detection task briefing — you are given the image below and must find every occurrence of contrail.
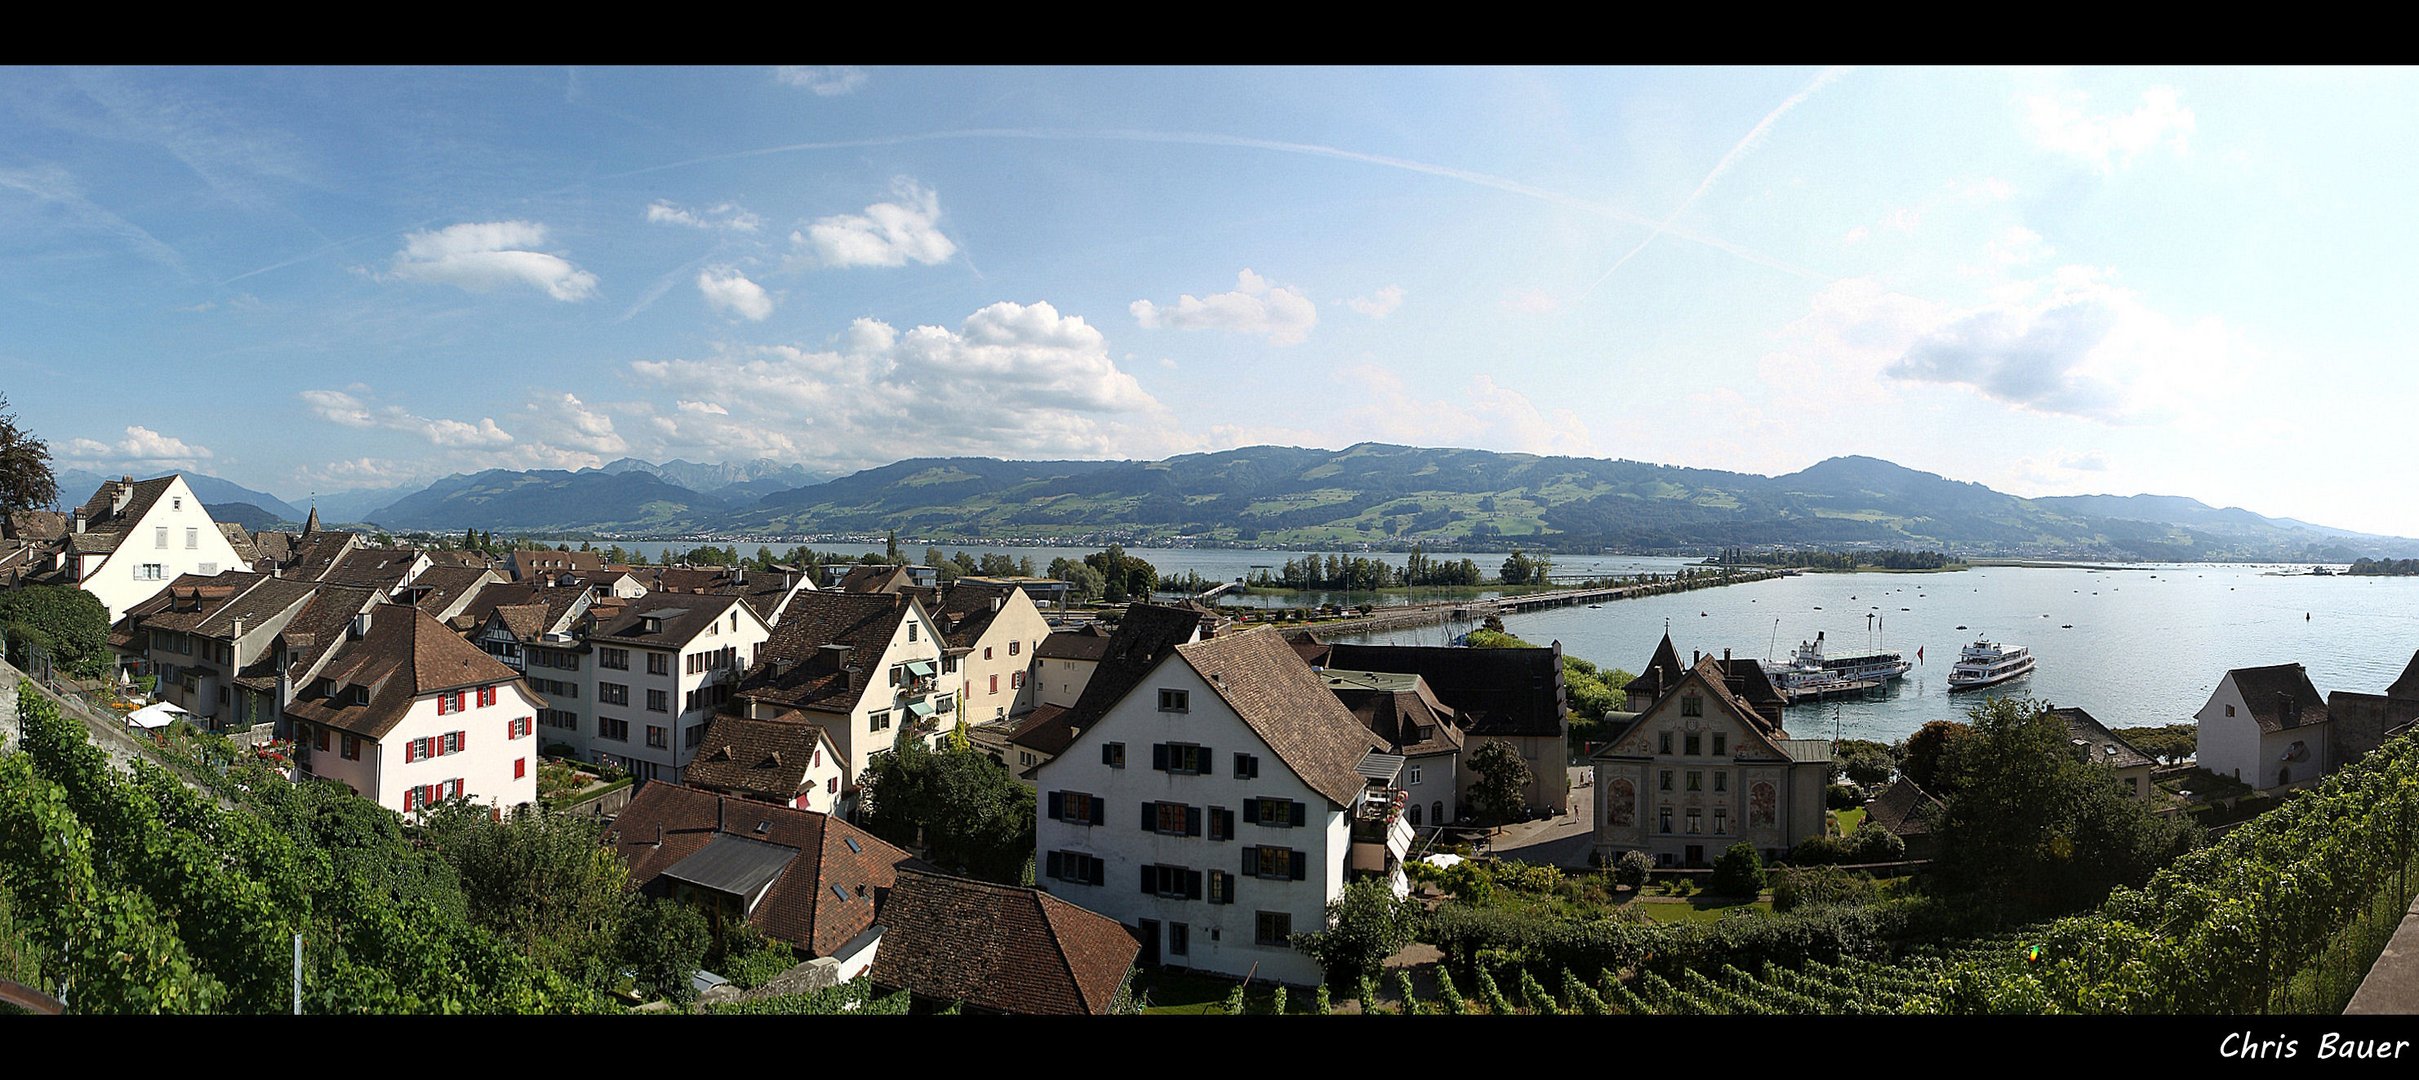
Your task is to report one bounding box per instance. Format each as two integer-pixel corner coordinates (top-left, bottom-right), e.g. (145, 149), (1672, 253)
(1579, 66), (1851, 299)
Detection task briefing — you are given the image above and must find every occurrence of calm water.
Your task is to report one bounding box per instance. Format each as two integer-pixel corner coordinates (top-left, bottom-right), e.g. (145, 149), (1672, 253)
(1347, 564), (2419, 746)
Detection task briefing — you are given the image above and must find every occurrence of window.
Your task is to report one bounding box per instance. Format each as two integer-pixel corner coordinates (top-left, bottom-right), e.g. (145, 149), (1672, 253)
(1684, 733), (1702, 755)
(1009, 640), (1020, 656)
(442, 731), (463, 755)
(1713, 733), (1727, 756)
(2225, 704), (2236, 717)
(197, 563), (216, 575)
(185, 527), (197, 549)
(478, 686), (497, 708)
(156, 526), (168, 548)
(1049, 789), (1107, 823)
(514, 758), (527, 780)
(1020, 750), (1037, 767)
(1046, 851), (1104, 885)
(1233, 753), (1259, 779)
(137, 563), (165, 581)
(648, 652), (669, 675)
(1249, 798), (1305, 827)
(1713, 808), (1728, 835)
(1011, 671), (1025, 690)
(1156, 743), (1209, 775)
(907, 623), (917, 642)
(1658, 731), (1673, 755)
(1255, 911), (1292, 946)
(870, 711), (891, 732)
(647, 725), (668, 749)
(1681, 695), (1703, 718)
(1159, 689), (1189, 712)
(600, 716), (629, 741)
(686, 724), (705, 748)
(1248, 846), (1303, 880)
(1659, 769), (1673, 792)
(1151, 801), (1197, 836)
(1406, 764), (1423, 786)
(983, 646), (992, 660)
(1208, 806), (1234, 841)
(507, 715), (532, 740)
(311, 725), (330, 751)
(1714, 771), (1728, 793)
(599, 648), (629, 671)
(1168, 922), (1187, 956)
(599, 682), (629, 706)
(989, 674), (998, 695)
(1659, 807), (1673, 834)
(436, 691), (464, 715)
(1142, 864), (1200, 899)
(1101, 742), (1126, 768)
(827, 776), (838, 794)
(341, 734), (359, 760)
(1686, 808), (1703, 834)
(1686, 771), (1702, 792)
(172, 497), (181, 511)
(1207, 870), (1233, 904)
(646, 689), (668, 713)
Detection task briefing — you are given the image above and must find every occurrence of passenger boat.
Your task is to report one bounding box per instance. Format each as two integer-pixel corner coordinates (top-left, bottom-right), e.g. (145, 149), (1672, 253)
(1946, 638), (2035, 691)
(1760, 631), (1911, 691)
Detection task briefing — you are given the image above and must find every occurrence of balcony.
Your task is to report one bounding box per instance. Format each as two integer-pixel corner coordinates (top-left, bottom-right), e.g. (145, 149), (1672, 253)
(1349, 786), (1414, 874)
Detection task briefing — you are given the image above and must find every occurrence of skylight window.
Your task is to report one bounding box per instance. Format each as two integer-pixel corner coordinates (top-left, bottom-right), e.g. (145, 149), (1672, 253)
(844, 836), (861, 853)
(831, 884), (851, 902)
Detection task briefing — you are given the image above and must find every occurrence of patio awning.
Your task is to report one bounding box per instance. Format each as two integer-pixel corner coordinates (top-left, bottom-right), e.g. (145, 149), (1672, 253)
(126, 701), (188, 731)
(905, 659), (936, 678)
(907, 699), (938, 720)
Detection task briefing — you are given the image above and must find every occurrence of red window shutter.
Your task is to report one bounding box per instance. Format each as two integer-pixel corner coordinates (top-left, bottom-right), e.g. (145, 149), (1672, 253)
(458, 730), (467, 752)
(515, 758), (526, 779)
(989, 674), (999, 694)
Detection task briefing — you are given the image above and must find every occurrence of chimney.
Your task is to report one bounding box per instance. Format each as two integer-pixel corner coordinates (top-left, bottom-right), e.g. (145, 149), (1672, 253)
(114, 478), (135, 513)
(653, 824), (663, 848)
(734, 566), (745, 585)
(231, 619), (245, 669)
(71, 509), (85, 534)
(352, 608), (372, 640)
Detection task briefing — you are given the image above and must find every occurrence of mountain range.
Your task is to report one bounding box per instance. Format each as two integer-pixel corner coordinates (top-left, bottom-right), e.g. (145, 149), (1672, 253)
(47, 448), (2419, 561)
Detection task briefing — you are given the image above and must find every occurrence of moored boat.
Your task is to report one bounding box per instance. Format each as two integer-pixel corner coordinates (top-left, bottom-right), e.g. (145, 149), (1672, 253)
(1947, 638), (2035, 691)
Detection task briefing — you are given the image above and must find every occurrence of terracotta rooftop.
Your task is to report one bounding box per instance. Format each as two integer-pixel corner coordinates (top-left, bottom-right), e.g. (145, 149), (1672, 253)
(684, 714), (838, 805)
(284, 603), (533, 739)
(1174, 627), (1387, 806)
(868, 868), (1138, 1015)
(607, 783), (914, 957)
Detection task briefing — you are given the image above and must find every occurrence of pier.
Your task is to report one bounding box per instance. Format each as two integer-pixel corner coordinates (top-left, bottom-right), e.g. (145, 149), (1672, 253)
(1264, 568), (1790, 639)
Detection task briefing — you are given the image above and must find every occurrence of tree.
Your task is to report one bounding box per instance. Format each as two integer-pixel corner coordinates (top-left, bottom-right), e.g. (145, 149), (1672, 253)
(414, 801), (632, 991)
(857, 737), (1036, 884)
(1833, 739), (1897, 789)
(2112, 724), (2196, 764)
(885, 529), (901, 564)
(1898, 719), (1972, 797)
(1466, 741), (1533, 825)
(1612, 850), (1654, 890)
(0, 586), (110, 679)
(620, 894), (710, 1007)
(0, 393), (57, 513)
(1708, 842), (1765, 896)
(1289, 877), (1420, 987)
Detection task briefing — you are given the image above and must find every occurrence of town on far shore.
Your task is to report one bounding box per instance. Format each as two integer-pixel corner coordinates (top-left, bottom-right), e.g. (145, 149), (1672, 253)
(3, 469), (2416, 1018)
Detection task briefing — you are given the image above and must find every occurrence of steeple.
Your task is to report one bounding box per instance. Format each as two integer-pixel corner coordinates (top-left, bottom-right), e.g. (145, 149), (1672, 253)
(303, 503), (321, 537)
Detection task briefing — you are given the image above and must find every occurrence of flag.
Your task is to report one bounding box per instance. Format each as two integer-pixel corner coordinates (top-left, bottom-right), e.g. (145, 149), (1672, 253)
(1917, 646), (1925, 663)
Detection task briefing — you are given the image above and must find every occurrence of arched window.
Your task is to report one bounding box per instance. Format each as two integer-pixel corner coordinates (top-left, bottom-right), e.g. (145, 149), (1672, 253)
(1409, 803), (1423, 826)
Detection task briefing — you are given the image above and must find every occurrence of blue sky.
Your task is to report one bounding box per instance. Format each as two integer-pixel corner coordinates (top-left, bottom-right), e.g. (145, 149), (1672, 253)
(6, 66), (2417, 534)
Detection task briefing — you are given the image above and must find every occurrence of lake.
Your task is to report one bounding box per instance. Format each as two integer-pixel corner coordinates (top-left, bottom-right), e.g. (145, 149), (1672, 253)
(1344, 563), (2419, 746)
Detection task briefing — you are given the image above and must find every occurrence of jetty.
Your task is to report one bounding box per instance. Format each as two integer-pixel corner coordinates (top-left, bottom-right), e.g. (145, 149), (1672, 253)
(1271, 568), (1790, 639)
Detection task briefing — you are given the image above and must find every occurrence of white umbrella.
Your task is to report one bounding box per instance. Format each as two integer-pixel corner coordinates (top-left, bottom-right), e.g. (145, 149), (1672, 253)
(125, 701), (188, 731)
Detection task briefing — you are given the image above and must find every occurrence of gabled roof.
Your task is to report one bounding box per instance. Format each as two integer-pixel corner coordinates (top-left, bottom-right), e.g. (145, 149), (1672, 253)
(1324, 641), (1567, 739)
(258, 583), (381, 683)
(1865, 776), (1943, 838)
(217, 523), (261, 564)
(403, 565), (499, 617)
(2225, 663), (2329, 732)
(607, 783), (914, 957)
(1050, 602), (1206, 737)
(869, 869), (1138, 1015)
(589, 590), (752, 647)
(1322, 669), (1463, 758)
(928, 581), (1028, 650)
(132, 573), (321, 641)
(621, 565), (808, 624)
(1591, 663), (1808, 764)
(4, 509), (67, 542)
(283, 531), (361, 581)
(2048, 705), (2154, 771)
(685, 714), (836, 803)
(450, 581), (586, 638)
(72, 475), (177, 535)
(1006, 703), (1076, 757)
(1636, 632), (1686, 699)
(1284, 629), (1331, 667)
(836, 563), (915, 594)
(316, 546), (426, 591)
(2389, 650), (2419, 701)
(1036, 626), (1113, 663)
(1174, 628), (1387, 806)
(509, 548), (603, 580)
(284, 604), (531, 739)
(737, 591), (921, 715)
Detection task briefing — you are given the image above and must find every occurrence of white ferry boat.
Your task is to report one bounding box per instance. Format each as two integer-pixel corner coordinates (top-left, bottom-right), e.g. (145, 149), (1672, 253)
(1946, 638), (2035, 691)
(1760, 632), (1911, 689)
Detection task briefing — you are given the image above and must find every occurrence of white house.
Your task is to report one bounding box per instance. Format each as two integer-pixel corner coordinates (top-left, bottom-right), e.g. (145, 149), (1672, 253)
(2196, 662), (2330, 791)
(931, 581), (1052, 727)
(285, 603), (544, 816)
(51, 475), (247, 623)
(683, 713), (851, 813)
(1029, 627), (1400, 986)
(732, 591), (950, 809)
(585, 591), (772, 786)
(1032, 625), (1112, 709)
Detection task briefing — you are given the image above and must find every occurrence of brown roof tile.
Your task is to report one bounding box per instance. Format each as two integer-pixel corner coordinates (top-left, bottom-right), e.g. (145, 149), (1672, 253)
(1177, 628), (1386, 806)
(2048, 705), (2155, 772)
(283, 603), (530, 739)
(869, 869), (1137, 1014)
(1324, 641), (1568, 739)
(1865, 776), (1943, 838)
(685, 715), (837, 804)
(607, 783), (912, 957)
(2227, 663), (2328, 733)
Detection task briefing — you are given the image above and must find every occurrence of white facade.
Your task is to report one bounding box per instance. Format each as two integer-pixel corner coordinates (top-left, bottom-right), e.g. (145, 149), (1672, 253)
(956, 588), (1052, 725)
(744, 602), (949, 797)
(587, 599), (772, 785)
(298, 682), (544, 815)
(2196, 674), (2328, 791)
(1031, 657), (1347, 986)
(70, 476), (247, 623)
(1034, 653), (1100, 709)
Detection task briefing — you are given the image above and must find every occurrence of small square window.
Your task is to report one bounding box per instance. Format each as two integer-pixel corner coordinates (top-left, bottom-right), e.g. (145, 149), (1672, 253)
(1684, 733), (1702, 756)
(1159, 689), (1189, 712)
(1255, 911), (1291, 947)
(1681, 695), (1703, 718)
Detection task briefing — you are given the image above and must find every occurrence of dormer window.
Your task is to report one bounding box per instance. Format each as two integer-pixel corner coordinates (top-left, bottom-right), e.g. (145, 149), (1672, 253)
(351, 685), (369, 706)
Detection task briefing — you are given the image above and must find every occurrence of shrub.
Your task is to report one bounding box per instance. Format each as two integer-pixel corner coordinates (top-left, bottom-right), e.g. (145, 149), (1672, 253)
(1613, 850), (1654, 890)
(1708, 843), (1766, 897)
(1771, 866), (1878, 913)
(1827, 783), (1864, 810)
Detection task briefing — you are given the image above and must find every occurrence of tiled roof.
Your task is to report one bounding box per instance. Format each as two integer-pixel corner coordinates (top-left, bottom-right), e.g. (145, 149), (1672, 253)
(268, 583), (382, 683)
(1630, 632), (1687, 702)
(588, 590), (749, 647)
(736, 591), (918, 714)
(607, 783), (913, 957)
(928, 582), (1020, 650)
(284, 604), (530, 739)
(283, 532), (361, 581)
(1050, 602), (1205, 738)
(1177, 627), (1387, 806)
(621, 565), (810, 624)
(1006, 703), (1075, 757)
(836, 564), (914, 594)
(317, 546), (426, 591)
(1284, 629), (1331, 667)
(1325, 642), (1568, 739)
(509, 549), (604, 580)
(2048, 706), (2155, 771)
(685, 714), (834, 803)
(450, 581), (585, 637)
(1323, 669), (1463, 758)
(217, 524), (261, 564)
(72, 475), (176, 535)
(404, 565), (498, 617)
(2227, 663), (2329, 733)
(1865, 776), (1943, 838)
(1590, 662), (1804, 764)
(869, 869), (1137, 1015)
(1037, 626), (1113, 662)
(6, 510), (67, 542)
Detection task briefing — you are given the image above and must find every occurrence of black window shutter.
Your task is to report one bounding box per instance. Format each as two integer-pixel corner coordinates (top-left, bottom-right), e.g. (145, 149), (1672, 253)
(1102, 743), (1115, 765)
(1090, 798), (1105, 827)
(1290, 801), (1307, 828)
(1243, 847), (1256, 875)
(1186, 805), (1202, 837)
(1247, 754), (1259, 779)
(1141, 865), (1155, 895)
(1046, 791), (1063, 821)
(1046, 851), (1062, 879)
(1153, 743), (1168, 771)
(1290, 849), (1307, 881)
(1089, 857), (1105, 886)
(1187, 869), (1203, 900)
(1242, 800), (1258, 826)
(1142, 801), (1157, 831)
(1198, 746), (1211, 773)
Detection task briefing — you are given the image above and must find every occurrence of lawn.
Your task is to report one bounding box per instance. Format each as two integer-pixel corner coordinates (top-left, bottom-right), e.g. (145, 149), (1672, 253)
(1834, 807), (1866, 834)
(1630, 897), (1775, 925)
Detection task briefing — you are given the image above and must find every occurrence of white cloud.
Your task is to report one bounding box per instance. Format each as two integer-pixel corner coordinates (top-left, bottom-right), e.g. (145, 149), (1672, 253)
(524, 393), (627, 456)
(1986, 225), (2054, 266)
(385, 221), (598, 301)
(775, 66), (868, 96)
(1842, 225), (1870, 246)
(792, 179), (957, 269)
(1345, 285), (1404, 319)
(60, 425), (216, 471)
(1131, 269), (1318, 345)
(646, 199), (761, 233)
(628, 300), (1181, 469)
(299, 389), (516, 447)
(697, 266), (775, 321)
(2022, 85), (2194, 173)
